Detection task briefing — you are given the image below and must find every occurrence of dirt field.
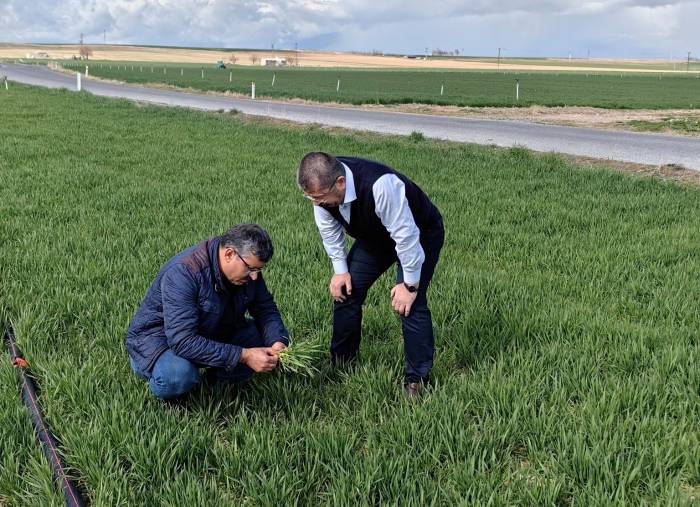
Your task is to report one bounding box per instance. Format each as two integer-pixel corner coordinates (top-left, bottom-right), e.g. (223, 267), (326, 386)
(0, 43), (690, 73)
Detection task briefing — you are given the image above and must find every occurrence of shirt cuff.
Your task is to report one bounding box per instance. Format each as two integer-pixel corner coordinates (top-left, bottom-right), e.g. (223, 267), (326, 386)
(402, 268), (421, 286)
(332, 258), (349, 274)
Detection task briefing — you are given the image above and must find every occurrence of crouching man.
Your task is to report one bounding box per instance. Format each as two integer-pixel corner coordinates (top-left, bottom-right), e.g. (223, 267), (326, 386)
(126, 224), (288, 399)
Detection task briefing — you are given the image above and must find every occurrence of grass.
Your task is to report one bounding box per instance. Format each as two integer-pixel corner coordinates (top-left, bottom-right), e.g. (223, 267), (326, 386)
(1, 83), (699, 505)
(627, 117), (700, 134)
(58, 60), (700, 109)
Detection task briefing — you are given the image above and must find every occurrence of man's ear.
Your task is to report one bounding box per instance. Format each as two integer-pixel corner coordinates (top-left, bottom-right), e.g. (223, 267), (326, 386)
(223, 247), (235, 263)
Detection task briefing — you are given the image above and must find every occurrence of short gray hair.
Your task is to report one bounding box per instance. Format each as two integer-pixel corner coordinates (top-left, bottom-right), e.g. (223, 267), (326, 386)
(297, 152), (345, 191)
(220, 224), (274, 262)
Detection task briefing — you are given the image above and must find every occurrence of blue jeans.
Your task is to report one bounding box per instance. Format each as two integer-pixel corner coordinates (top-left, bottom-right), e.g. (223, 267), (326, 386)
(332, 217), (445, 382)
(129, 323), (264, 399)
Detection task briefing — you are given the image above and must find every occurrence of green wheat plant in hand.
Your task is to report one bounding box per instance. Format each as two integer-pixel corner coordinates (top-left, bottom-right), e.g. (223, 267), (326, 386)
(277, 340), (325, 377)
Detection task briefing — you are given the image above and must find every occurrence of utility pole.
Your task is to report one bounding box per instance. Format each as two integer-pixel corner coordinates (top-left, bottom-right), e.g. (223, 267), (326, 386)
(498, 47), (503, 70)
(79, 33), (84, 46)
(688, 51), (692, 72)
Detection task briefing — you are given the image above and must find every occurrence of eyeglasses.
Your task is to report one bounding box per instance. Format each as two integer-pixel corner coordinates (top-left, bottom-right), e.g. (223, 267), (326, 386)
(234, 249), (263, 274)
(304, 179), (338, 205)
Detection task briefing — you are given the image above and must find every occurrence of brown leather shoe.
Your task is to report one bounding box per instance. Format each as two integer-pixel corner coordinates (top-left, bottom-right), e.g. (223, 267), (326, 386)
(403, 381), (423, 399)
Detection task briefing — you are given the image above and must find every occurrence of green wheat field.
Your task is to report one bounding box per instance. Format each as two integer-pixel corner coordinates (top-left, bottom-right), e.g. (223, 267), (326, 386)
(60, 60), (700, 109)
(1, 83), (698, 505)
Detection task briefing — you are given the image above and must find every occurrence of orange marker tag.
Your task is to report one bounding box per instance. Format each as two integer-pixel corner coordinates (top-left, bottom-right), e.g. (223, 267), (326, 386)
(13, 358), (29, 369)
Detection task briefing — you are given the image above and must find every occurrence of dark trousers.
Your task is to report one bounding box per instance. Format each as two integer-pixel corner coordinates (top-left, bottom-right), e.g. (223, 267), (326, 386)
(332, 218), (444, 382)
(129, 322), (263, 399)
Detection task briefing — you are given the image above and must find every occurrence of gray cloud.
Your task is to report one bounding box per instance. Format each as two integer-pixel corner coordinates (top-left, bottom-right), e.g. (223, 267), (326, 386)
(0, 0), (698, 57)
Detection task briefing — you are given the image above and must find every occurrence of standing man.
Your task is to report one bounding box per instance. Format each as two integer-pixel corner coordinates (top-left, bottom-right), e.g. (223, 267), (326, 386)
(297, 153), (444, 397)
(126, 224), (288, 400)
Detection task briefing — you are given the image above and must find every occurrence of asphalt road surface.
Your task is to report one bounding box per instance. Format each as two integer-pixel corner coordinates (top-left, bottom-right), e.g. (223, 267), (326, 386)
(3, 63), (700, 170)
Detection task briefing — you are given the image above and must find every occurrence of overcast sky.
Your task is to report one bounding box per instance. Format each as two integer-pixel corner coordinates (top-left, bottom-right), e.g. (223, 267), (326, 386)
(1, 0), (698, 59)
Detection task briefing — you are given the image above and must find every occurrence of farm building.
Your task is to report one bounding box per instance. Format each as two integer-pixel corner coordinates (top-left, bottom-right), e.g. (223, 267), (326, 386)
(261, 57), (287, 67)
(26, 51), (50, 59)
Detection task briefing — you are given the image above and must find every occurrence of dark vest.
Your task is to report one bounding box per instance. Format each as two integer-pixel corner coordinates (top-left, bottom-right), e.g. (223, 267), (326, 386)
(325, 157), (440, 246)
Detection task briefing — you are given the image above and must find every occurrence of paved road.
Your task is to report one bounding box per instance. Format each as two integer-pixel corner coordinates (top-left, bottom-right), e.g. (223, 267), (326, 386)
(3, 63), (700, 170)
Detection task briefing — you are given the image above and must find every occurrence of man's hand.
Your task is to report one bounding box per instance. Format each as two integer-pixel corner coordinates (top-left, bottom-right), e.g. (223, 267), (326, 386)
(391, 283), (418, 317)
(239, 347), (279, 373)
(270, 341), (287, 353)
(330, 273), (352, 303)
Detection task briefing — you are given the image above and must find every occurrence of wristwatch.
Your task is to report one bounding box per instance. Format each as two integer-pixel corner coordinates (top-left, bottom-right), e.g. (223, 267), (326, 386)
(403, 282), (418, 293)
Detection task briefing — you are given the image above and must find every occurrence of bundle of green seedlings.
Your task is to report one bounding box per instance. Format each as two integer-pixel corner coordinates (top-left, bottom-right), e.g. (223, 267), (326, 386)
(276, 339), (325, 377)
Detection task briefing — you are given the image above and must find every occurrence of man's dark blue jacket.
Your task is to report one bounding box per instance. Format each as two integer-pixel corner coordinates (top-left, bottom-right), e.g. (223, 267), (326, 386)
(126, 237), (288, 374)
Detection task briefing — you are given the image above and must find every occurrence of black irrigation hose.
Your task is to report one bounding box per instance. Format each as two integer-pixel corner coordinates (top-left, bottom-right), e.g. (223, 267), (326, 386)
(3, 327), (86, 507)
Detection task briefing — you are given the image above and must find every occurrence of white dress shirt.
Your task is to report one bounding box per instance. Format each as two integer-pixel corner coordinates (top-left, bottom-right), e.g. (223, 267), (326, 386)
(313, 164), (425, 285)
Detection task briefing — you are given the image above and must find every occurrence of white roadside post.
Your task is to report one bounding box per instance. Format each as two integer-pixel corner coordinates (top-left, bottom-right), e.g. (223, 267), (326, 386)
(336, 78), (340, 93)
(4, 76), (8, 90)
(77, 72), (81, 91)
(85, 65), (88, 77)
(201, 69), (204, 79)
(181, 68), (183, 76)
(251, 82), (256, 99)
(440, 83), (444, 96)
(229, 71), (232, 83)
(272, 73), (276, 87)
(515, 79), (520, 101)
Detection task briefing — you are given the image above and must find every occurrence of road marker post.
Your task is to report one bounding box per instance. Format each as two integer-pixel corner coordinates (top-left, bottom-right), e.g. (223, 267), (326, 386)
(252, 82), (256, 99)
(272, 73), (276, 87)
(515, 79), (520, 101)
(77, 72), (81, 91)
(85, 65), (88, 77)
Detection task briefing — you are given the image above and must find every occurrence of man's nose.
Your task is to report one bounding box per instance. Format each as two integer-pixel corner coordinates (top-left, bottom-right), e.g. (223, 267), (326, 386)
(249, 271), (259, 281)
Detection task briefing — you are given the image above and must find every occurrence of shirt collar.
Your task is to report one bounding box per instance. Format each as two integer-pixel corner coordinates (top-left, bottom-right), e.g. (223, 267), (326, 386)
(342, 162), (356, 205)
